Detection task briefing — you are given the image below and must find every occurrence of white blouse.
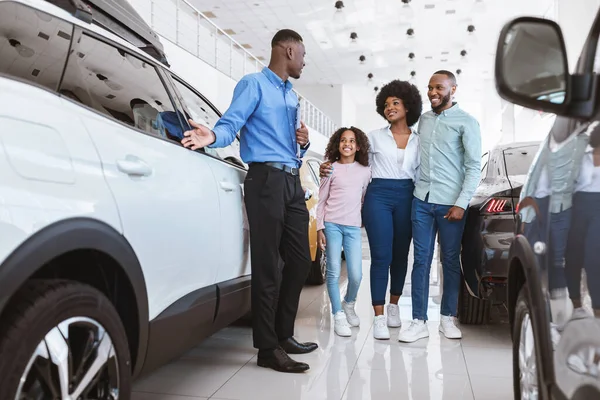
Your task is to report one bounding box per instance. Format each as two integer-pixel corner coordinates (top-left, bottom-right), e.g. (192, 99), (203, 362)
(576, 149), (600, 193)
(367, 126), (420, 181)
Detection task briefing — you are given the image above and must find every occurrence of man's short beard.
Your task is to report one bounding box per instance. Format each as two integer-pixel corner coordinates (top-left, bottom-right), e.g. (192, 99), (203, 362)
(432, 93), (452, 113)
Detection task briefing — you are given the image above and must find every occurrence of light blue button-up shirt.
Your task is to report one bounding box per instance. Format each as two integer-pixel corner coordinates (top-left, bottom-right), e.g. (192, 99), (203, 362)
(210, 67), (307, 168)
(414, 103), (482, 209)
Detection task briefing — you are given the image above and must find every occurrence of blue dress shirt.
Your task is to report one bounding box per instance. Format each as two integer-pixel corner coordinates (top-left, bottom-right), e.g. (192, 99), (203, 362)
(414, 103), (482, 209)
(210, 67), (308, 168)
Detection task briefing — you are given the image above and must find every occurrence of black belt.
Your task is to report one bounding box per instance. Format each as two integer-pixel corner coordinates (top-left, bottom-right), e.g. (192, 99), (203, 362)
(255, 162), (300, 176)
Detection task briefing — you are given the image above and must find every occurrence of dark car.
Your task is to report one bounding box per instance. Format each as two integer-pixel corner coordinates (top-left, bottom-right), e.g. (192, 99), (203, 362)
(494, 8), (600, 400)
(458, 141), (541, 324)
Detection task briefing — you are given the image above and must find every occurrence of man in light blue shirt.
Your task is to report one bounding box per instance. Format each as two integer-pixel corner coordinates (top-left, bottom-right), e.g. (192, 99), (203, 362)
(181, 29), (317, 373)
(398, 70), (481, 343)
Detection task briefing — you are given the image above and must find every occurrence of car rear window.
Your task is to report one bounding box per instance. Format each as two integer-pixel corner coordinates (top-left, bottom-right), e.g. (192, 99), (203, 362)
(503, 145), (540, 176)
(0, 3), (72, 91)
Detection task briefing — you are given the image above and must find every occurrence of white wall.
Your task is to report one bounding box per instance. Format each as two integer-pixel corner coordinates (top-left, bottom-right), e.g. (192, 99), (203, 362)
(555, 0), (600, 70)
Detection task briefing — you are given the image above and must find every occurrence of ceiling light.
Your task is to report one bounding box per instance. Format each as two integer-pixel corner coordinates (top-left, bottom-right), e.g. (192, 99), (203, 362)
(410, 71), (416, 77)
(409, 52), (415, 60)
(350, 32), (358, 43)
(456, 69), (462, 75)
(334, 1), (344, 10)
(467, 25), (476, 33)
(8, 39), (34, 58)
(374, 86), (379, 92)
(333, 1), (346, 26)
(368, 73), (373, 81)
(406, 28), (415, 37)
(461, 49), (468, 57)
(401, 0), (411, 3)
(359, 55), (366, 64)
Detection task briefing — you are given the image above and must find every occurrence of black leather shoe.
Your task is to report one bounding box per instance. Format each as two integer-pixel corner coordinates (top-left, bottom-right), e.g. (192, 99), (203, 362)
(279, 337), (318, 354)
(257, 347), (310, 373)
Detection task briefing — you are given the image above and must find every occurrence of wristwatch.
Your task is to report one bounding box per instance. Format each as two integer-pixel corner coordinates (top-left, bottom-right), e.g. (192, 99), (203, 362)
(300, 141), (310, 150)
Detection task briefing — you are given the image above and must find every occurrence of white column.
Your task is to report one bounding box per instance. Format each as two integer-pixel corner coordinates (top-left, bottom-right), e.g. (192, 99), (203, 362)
(501, 100), (516, 144)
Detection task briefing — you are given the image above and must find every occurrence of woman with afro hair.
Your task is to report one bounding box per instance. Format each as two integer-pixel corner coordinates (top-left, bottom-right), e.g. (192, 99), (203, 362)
(320, 79), (423, 340)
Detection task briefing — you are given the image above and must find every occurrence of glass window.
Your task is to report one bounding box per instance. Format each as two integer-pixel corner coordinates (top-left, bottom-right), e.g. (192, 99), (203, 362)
(502, 144), (539, 176)
(306, 160), (321, 186)
(480, 152), (489, 181)
(59, 32), (176, 138)
(0, 3), (72, 91)
(170, 77), (244, 167)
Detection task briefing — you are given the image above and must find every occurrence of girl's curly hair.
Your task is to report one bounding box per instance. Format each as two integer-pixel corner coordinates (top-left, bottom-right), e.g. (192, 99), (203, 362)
(324, 126), (371, 167)
(375, 80), (423, 127)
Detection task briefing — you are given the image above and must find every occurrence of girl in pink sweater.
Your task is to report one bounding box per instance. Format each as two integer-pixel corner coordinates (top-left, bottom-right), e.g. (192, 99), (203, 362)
(317, 127), (372, 337)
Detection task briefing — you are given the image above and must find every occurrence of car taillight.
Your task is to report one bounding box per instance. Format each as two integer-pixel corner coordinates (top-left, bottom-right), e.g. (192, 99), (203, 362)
(481, 197), (514, 215)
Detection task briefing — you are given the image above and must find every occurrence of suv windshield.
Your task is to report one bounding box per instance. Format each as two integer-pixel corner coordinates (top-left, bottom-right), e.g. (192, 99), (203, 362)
(503, 144), (539, 176)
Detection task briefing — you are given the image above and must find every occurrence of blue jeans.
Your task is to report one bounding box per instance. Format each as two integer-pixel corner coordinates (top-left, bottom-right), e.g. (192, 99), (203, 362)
(566, 192), (600, 308)
(362, 178), (414, 306)
(324, 222), (363, 315)
(411, 196), (467, 320)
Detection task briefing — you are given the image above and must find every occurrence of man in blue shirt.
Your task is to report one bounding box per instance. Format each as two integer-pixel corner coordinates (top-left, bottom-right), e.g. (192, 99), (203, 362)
(181, 29), (316, 373)
(398, 70), (482, 343)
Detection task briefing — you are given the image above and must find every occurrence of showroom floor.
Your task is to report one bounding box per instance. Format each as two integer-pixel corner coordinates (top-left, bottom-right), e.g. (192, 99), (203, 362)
(132, 234), (514, 400)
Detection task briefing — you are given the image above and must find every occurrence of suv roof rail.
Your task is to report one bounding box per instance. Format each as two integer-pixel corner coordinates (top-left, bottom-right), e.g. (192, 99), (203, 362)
(45, 0), (170, 67)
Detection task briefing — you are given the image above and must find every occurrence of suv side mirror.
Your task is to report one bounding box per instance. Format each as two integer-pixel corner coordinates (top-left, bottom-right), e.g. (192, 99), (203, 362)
(496, 18), (569, 114)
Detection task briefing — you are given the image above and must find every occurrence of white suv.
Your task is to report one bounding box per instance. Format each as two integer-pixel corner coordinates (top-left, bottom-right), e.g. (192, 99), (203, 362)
(0, 0), (255, 397)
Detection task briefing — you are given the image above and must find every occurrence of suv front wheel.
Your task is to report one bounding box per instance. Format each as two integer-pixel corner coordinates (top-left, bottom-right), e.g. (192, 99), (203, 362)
(0, 280), (132, 400)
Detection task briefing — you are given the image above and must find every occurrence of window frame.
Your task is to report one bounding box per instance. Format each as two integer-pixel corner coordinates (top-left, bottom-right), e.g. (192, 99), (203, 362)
(306, 159), (322, 186)
(167, 74), (247, 171)
(59, 26), (193, 149)
(0, 2), (74, 95)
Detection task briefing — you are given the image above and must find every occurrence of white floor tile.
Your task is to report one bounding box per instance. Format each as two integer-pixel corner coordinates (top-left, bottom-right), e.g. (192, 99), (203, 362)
(134, 237), (515, 400)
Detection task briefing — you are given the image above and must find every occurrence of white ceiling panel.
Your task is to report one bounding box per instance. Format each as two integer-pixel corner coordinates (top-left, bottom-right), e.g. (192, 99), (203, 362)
(187, 0), (555, 90)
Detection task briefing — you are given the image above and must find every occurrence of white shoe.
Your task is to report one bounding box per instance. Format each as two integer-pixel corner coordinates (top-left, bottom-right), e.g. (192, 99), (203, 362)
(334, 311), (352, 337)
(342, 300), (360, 327)
(398, 320), (429, 343)
(387, 304), (401, 328)
(439, 315), (462, 339)
(373, 315), (390, 340)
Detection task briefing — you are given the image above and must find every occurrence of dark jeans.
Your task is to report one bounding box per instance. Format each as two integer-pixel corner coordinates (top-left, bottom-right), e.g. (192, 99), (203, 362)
(362, 178), (414, 306)
(411, 195), (467, 320)
(244, 164), (311, 351)
(566, 192), (600, 309)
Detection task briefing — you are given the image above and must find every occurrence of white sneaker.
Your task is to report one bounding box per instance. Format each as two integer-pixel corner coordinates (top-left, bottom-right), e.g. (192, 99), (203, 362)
(398, 320), (429, 343)
(373, 315), (390, 340)
(334, 311), (352, 337)
(387, 304), (401, 328)
(342, 300), (360, 327)
(439, 315), (462, 339)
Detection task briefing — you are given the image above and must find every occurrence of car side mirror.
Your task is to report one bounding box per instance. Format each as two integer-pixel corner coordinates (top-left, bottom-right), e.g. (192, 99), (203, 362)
(495, 18), (571, 115)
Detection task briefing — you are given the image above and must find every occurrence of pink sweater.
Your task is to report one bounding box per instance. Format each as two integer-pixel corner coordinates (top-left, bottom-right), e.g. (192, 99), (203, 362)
(317, 162), (372, 231)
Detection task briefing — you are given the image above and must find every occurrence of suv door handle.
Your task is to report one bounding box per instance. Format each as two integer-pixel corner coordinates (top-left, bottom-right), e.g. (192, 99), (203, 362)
(116, 156), (152, 177)
(219, 181), (236, 192)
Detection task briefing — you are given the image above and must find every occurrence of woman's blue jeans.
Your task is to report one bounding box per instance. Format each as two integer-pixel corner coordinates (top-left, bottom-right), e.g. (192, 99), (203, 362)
(324, 222), (363, 315)
(362, 178), (414, 306)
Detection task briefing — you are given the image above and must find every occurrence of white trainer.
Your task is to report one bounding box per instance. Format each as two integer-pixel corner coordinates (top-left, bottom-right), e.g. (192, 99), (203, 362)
(398, 319), (429, 343)
(342, 300), (360, 327)
(387, 304), (401, 328)
(373, 315), (390, 340)
(334, 311), (352, 337)
(439, 315), (462, 339)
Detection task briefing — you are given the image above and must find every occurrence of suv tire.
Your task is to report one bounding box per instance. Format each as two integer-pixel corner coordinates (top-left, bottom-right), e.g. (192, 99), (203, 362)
(512, 285), (540, 400)
(0, 280), (132, 400)
(458, 278), (491, 325)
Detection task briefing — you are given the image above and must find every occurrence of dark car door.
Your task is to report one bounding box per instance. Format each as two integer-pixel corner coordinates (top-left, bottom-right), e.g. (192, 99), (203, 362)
(494, 8), (600, 400)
